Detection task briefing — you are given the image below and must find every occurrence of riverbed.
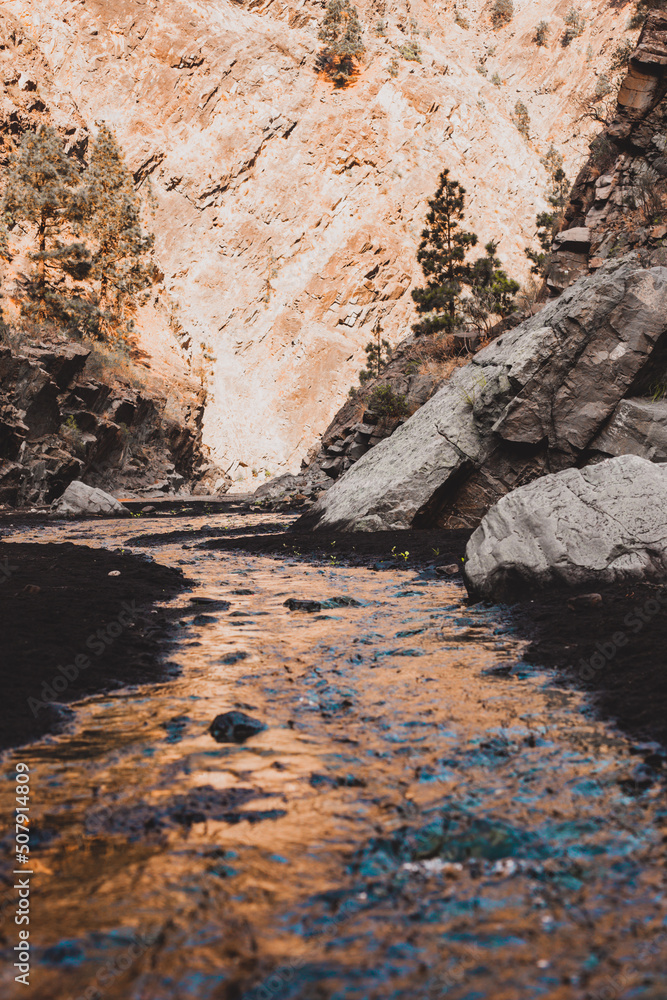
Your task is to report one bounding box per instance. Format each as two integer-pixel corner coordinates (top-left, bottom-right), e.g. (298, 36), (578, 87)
(1, 508), (666, 999)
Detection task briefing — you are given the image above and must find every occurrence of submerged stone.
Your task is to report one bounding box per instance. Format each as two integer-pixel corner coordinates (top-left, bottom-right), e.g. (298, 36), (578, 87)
(209, 710), (267, 743)
(284, 598), (322, 612)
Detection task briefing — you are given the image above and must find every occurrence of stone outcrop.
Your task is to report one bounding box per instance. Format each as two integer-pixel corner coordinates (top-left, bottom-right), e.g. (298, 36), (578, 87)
(591, 397), (667, 462)
(52, 480), (130, 517)
(552, 11), (667, 290)
(253, 334), (470, 505)
(300, 259), (667, 532)
(462, 456), (667, 600)
(0, 336), (217, 507)
(0, 0), (636, 485)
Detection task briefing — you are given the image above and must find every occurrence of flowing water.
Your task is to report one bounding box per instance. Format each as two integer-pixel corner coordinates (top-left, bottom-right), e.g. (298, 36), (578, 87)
(1, 510), (666, 1000)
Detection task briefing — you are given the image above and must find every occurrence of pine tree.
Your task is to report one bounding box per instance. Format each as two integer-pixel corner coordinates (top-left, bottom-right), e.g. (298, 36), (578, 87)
(541, 145), (571, 210)
(525, 211), (557, 275)
(465, 241), (519, 335)
(359, 323), (392, 382)
(318, 0), (364, 82)
(1, 126), (87, 322)
(82, 124), (154, 341)
(411, 169), (478, 337)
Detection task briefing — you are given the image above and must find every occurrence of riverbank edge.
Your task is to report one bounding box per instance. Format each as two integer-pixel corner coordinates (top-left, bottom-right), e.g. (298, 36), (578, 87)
(0, 538), (191, 751)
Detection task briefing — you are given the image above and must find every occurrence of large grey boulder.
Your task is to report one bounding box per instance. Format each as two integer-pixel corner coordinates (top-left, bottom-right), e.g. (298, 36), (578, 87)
(591, 398), (667, 462)
(52, 481), (130, 517)
(463, 456), (667, 600)
(302, 259), (667, 532)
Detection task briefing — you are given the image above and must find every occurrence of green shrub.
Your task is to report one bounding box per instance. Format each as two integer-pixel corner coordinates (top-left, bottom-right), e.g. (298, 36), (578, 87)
(562, 7), (586, 46)
(491, 0), (514, 28)
(359, 334), (392, 383)
(454, 10), (470, 29)
(388, 57), (399, 76)
(611, 38), (635, 70)
(398, 41), (422, 62)
(534, 20), (550, 45)
(511, 100), (530, 138)
(627, 1), (667, 30)
(595, 73), (613, 99)
(476, 63), (488, 76)
(369, 385), (409, 418)
(650, 380), (667, 402)
(589, 133), (618, 171)
(318, 0), (364, 82)
(491, 71), (502, 86)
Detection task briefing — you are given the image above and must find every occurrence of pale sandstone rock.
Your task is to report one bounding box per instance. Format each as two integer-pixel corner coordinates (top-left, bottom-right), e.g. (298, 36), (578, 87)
(0, 0), (635, 481)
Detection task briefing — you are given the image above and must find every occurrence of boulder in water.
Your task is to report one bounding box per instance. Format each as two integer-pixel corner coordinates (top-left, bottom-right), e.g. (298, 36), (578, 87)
(209, 710), (267, 743)
(52, 481), (130, 517)
(463, 455), (667, 600)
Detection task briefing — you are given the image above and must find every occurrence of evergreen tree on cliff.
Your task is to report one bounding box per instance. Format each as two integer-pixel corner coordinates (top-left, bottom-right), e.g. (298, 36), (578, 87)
(465, 241), (520, 335)
(318, 0), (364, 83)
(411, 169), (478, 336)
(83, 124), (154, 341)
(1, 125), (87, 323)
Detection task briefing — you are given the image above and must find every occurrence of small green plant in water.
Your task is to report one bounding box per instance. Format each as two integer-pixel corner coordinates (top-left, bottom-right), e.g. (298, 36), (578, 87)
(391, 546), (409, 562)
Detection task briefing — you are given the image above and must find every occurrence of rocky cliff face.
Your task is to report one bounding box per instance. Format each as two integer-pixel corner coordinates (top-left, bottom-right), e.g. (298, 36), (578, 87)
(0, 333), (211, 506)
(552, 9), (667, 284)
(299, 258), (667, 531)
(0, 0), (640, 487)
(298, 10), (667, 532)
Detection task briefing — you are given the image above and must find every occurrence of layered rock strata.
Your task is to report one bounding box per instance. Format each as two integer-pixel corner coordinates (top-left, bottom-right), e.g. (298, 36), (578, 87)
(551, 10), (667, 290)
(0, 0), (638, 482)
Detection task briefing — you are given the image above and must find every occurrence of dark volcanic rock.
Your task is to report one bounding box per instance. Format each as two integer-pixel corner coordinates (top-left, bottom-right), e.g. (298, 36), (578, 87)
(283, 596), (363, 612)
(0, 336), (221, 507)
(209, 710), (267, 743)
(284, 598), (324, 612)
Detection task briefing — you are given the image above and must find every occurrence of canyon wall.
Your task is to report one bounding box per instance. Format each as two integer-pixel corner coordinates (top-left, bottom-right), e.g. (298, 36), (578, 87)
(1, 0), (639, 487)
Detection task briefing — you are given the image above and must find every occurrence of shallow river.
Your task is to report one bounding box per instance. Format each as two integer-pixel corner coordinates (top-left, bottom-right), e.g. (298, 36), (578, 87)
(1, 510), (666, 999)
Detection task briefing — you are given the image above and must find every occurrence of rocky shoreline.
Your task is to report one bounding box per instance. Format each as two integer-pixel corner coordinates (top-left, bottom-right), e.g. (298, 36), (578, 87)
(0, 534), (190, 750)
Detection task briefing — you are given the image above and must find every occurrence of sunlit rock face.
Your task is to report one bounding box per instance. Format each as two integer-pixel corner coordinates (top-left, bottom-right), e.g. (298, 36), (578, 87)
(2, 0), (631, 485)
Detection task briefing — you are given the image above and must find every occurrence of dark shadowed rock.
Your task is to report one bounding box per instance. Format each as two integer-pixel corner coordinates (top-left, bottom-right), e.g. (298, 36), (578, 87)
(209, 710), (267, 743)
(284, 598), (323, 612)
(463, 456), (667, 601)
(284, 596), (362, 612)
